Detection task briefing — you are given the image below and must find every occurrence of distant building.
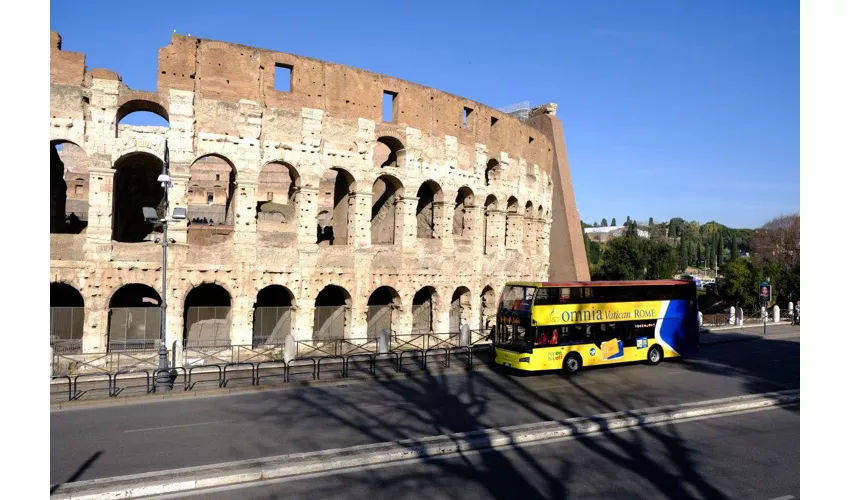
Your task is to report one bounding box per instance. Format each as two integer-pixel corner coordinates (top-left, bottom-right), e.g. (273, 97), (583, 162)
(584, 226), (649, 243)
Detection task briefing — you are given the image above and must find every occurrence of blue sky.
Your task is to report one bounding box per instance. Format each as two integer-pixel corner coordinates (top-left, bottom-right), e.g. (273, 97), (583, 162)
(50, 0), (799, 229)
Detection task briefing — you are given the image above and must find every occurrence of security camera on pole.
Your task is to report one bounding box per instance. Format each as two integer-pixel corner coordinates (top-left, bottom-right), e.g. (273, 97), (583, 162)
(142, 140), (187, 392)
(758, 280), (771, 336)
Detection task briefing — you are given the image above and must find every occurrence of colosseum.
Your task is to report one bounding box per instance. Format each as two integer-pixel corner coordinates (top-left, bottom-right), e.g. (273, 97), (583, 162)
(49, 31), (589, 356)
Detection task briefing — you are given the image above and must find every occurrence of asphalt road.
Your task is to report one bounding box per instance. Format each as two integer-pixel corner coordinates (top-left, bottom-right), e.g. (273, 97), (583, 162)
(50, 333), (800, 487)
(174, 406), (801, 500)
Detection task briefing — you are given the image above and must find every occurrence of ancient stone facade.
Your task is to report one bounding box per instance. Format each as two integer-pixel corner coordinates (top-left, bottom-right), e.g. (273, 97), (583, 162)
(49, 31), (589, 353)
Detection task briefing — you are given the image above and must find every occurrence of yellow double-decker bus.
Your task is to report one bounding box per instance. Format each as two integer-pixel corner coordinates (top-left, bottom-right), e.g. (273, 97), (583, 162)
(493, 280), (700, 374)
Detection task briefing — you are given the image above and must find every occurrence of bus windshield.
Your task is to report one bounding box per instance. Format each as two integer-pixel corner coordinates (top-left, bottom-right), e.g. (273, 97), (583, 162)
(496, 285), (536, 351)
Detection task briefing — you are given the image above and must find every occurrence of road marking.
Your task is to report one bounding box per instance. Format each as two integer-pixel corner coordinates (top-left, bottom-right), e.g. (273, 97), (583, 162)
(765, 496), (795, 500)
(124, 420), (237, 433)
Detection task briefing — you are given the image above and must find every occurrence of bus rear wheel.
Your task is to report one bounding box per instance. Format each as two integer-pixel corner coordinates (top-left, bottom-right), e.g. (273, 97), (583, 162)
(648, 345), (664, 366)
(563, 353), (582, 375)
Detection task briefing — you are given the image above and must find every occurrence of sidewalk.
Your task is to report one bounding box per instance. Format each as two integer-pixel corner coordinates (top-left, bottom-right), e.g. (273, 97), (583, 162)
(700, 322), (799, 345)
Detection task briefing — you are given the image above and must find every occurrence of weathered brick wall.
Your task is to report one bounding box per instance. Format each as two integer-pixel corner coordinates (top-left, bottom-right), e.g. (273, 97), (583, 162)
(49, 31), (588, 353)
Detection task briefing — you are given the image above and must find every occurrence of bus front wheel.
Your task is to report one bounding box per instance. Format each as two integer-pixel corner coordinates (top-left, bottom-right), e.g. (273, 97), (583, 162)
(648, 345), (664, 366)
(563, 353), (582, 375)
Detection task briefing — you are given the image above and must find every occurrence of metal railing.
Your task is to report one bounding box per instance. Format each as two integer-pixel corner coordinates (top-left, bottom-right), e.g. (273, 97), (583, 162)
(50, 328), (495, 402)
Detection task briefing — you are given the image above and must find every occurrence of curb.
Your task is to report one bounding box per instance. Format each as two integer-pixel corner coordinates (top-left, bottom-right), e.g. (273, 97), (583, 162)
(50, 389), (799, 499)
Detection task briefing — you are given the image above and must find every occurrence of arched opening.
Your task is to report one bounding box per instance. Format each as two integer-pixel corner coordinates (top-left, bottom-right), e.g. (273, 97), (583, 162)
(188, 155), (237, 227)
(371, 175), (403, 245)
(253, 285), (295, 346)
(50, 283), (84, 353)
(412, 287), (437, 335)
(524, 200), (535, 249)
(374, 136), (404, 168)
(116, 100), (170, 129)
(483, 195), (498, 254)
(50, 141), (89, 234)
(416, 181), (442, 239)
(367, 286), (400, 338)
(256, 162), (300, 232)
(450, 287), (471, 333)
(480, 286), (496, 330)
(184, 284), (231, 347)
(537, 205), (544, 243)
(314, 285), (351, 340)
(485, 159), (499, 186)
(108, 284), (162, 352)
(317, 168), (355, 245)
(505, 197), (519, 248)
(453, 187), (475, 238)
(112, 152), (165, 242)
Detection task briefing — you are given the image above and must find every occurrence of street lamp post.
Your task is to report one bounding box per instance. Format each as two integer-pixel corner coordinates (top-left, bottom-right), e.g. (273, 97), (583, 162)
(143, 141), (186, 392)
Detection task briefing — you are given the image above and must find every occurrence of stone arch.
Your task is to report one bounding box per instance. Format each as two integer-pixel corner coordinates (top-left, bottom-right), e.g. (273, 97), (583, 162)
(483, 195), (499, 254)
(317, 168), (356, 245)
(115, 99), (170, 128)
(50, 282), (85, 352)
(366, 286), (401, 338)
(314, 285), (352, 340)
(253, 285), (295, 345)
(505, 196), (520, 248)
(485, 158), (500, 186)
(449, 287), (472, 333)
(107, 283), (162, 351)
(183, 283), (232, 347)
(480, 285), (496, 330)
(416, 180), (443, 239)
(371, 174), (404, 245)
(453, 186), (475, 238)
(50, 140), (89, 234)
(256, 161), (301, 232)
(524, 200), (535, 249)
(111, 152), (165, 243)
(188, 154), (237, 226)
(374, 136), (405, 168)
(412, 286), (438, 334)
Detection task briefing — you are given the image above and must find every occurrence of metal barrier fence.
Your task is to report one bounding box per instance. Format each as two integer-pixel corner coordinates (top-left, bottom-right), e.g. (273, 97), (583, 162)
(253, 306), (293, 346)
(185, 306), (230, 346)
(313, 306), (346, 340)
(50, 307), (84, 350)
(108, 307), (161, 350)
(51, 329), (495, 401)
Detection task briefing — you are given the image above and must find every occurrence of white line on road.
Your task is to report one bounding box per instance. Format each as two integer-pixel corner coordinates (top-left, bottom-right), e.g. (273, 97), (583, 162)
(124, 420), (237, 433)
(765, 495), (795, 500)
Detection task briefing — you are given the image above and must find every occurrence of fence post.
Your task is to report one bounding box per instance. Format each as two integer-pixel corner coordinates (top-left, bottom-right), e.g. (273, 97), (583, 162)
(284, 333), (297, 363)
(728, 306), (736, 325)
(697, 311), (703, 329)
(736, 307), (743, 326)
(788, 302), (794, 316)
(773, 305), (780, 323)
(460, 324), (471, 347)
(378, 328), (390, 354)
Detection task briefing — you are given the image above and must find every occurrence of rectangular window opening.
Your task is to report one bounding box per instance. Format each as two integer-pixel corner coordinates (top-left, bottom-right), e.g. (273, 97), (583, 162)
(274, 63), (292, 93)
(215, 174), (220, 181)
(463, 107), (473, 129)
(383, 91), (397, 123)
(74, 184), (83, 195)
(268, 192), (274, 201)
(207, 192), (214, 204)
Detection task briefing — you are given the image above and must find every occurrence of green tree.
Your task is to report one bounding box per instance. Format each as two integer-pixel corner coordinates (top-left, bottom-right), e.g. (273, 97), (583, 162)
(593, 236), (678, 280)
(648, 217), (655, 226)
(601, 218), (608, 227)
(719, 258), (760, 310)
(626, 216), (631, 224)
(593, 221), (598, 227)
(611, 217), (617, 226)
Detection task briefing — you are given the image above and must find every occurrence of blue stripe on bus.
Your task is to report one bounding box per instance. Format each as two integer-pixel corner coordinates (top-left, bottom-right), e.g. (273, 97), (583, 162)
(659, 299), (697, 356)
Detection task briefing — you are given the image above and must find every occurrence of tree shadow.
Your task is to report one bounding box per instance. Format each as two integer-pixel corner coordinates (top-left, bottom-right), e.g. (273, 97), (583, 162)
(50, 450), (103, 494)
(213, 334), (799, 499)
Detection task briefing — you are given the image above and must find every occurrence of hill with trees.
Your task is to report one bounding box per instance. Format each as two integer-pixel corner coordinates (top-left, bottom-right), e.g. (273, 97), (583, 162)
(581, 214), (800, 311)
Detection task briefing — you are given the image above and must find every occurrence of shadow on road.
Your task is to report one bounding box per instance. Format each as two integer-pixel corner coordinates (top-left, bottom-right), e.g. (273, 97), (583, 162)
(50, 450), (103, 494)
(214, 334), (800, 499)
